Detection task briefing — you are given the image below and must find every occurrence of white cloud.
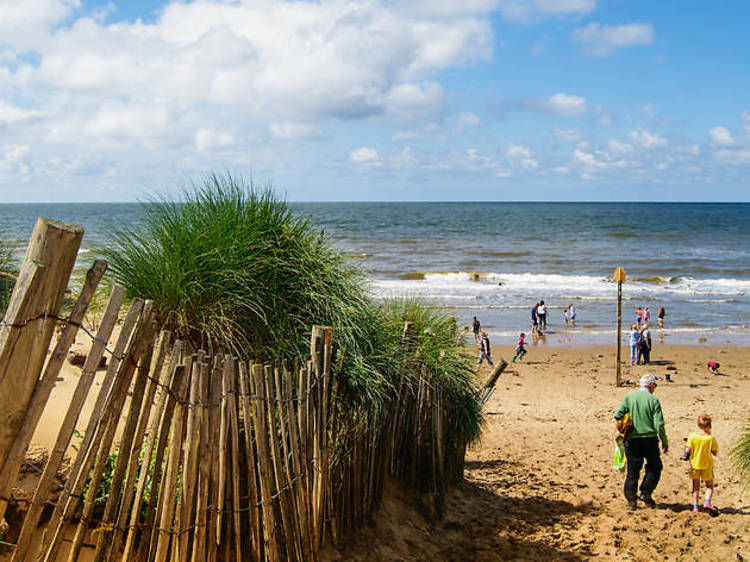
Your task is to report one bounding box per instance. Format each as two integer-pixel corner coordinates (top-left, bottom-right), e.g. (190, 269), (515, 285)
(498, 0), (596, 23)
(520, 158), (539, 170)
(554, 128), (583, 142)
(552, 166), (571, 174)
(572, 149), (626, 171)
(456, 112), (481, 127)
(709, 126), (734, 146)
(535, 93), (587, 117)
(195, 129), (235, 151)
(506, 143), (533, 158)
(606, 139), (634, 154)
(349, 147), (381, 166)
(269, 122), (323, 141)
(0, 101), (44, 125)
(628, 129), (668, 149)
(714, 149), (750, 165)
(741, 111), (750, 133)
(572, 22), (654, 56)
(0, 144), (31, 175)
(383, 81), (446, 121)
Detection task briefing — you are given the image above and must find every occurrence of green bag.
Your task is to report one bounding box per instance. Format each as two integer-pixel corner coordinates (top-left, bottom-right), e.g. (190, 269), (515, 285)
(613, 435), (626, 472)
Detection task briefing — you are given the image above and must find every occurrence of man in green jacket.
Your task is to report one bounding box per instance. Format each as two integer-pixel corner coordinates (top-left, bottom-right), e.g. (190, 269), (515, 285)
(614, 373), (668, 510)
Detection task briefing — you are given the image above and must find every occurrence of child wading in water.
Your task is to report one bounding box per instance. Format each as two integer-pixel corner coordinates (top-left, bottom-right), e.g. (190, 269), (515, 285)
(512, 332), (527, 363)
(683, 414), (719, 513)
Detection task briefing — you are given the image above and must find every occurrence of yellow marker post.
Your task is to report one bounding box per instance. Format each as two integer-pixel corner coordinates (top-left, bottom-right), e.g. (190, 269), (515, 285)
(614, 267), (626, 386)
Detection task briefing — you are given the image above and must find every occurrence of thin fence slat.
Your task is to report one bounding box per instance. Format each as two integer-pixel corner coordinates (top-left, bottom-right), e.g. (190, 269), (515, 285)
(177, 355), (202, 562)
(189, 360), (210, 562)
(206, 358), (223, 562)
(225, 360), (242, 562)
(153, 365), (189, 562)
(237, 362), (261, 562)
(252, 364), (280, 562)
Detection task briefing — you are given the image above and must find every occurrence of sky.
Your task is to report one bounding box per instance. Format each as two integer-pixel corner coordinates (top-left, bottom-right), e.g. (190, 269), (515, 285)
(1, 0), (749, 202)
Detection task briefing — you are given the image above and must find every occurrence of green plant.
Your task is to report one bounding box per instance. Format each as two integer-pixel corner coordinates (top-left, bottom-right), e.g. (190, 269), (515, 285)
(731, 417), (750, 488)
(0, 241), (17, 314)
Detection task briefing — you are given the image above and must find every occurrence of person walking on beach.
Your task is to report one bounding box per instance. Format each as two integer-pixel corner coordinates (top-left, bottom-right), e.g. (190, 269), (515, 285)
(614, 373), (668, 510)
(537, 300), (547, 330)
(512, 332), (527, 363)
(629, 324), (639, 366)
(638, 324), (652, 365)
(477, 332), (493, 367)
(683, 414), (718, 513)
(563, 307), (569, 327)
(658, 306), (666, 328)
(531, 302), (539, 334)
(643, 307), (651, 324)
(635, 307), (643, 326)
(472, 316), (481, 345)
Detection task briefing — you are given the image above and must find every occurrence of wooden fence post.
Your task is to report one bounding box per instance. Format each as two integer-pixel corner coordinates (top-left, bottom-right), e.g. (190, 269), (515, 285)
(0, 218), (83, 473)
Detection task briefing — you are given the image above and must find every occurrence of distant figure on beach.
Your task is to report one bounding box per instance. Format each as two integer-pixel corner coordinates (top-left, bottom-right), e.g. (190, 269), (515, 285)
(614, 373), (668, 510)
(658, 306), (666, 328)
(629, 325), (639, 366)
(563, 307), (569, 326)
(707, 361), (720, 375)
(472, 316), (481, 345)
(568, 303), (576, 327)
(477, 332), (493, 367)
(643, 307), (651, 324)
(512, 332), (527, 363)
(683, 414), (718, 513)
(638, 324), (652, 365)
(531, 302), (539, 334)
(538, 300), (547, 330)
(635, 307), (643, 326)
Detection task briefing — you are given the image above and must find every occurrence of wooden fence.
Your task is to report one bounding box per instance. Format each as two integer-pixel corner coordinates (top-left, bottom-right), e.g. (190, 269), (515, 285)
(0, 219), (485, 561)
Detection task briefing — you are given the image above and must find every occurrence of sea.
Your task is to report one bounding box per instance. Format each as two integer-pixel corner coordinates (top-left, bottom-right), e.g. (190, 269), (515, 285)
(1, 202), (749, 347)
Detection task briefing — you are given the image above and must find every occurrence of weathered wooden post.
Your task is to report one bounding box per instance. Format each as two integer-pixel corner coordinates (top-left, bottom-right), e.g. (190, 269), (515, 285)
(614, 266), (626, 387)
(0, 218), (83, 473)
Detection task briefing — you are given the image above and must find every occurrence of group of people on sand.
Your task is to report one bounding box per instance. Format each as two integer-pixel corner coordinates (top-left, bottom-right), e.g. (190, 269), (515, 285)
(614, 373), (719, 514)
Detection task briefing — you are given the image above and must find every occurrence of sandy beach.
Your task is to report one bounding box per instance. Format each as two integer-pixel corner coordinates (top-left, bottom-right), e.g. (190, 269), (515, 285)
(323, 344), (750, 561)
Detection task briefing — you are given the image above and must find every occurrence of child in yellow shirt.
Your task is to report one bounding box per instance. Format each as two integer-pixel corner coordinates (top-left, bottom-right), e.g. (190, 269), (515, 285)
(683, 414), (719, 513)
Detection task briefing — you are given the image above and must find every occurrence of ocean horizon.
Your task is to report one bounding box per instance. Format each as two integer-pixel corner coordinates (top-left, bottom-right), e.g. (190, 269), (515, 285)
(2, 201), (749, 347)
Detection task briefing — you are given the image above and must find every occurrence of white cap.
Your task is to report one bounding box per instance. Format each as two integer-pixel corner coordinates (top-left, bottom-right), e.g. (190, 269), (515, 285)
(639, 373), (657, 387)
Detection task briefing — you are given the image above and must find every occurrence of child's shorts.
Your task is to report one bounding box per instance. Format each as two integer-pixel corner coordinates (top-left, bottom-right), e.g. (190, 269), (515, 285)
(690, 467), (714, 482)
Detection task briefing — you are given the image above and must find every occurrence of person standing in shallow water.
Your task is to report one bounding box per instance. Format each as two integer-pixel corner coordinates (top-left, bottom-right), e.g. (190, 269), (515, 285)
(537, 300), (547, 330)
(614, 373), (668, 511)
(657, 306), (666, 328)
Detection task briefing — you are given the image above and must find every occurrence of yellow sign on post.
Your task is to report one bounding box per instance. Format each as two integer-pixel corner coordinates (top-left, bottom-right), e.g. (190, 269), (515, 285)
(614, 267), (626, 283)
(615, 267), (626, 386)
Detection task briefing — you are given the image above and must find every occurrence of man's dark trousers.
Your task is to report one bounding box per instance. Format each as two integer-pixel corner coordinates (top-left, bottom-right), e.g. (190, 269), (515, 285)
(624, 436), (662, 500)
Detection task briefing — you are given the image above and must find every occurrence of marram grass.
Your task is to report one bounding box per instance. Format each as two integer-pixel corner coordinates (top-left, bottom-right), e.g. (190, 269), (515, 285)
(731, 418), (750, 488)
(101, 174), (483, 484)
(0, 241), (17, 314)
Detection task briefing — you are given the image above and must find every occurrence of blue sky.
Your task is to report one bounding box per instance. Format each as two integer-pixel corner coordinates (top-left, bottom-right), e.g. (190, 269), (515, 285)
(1, 0), (749, 202)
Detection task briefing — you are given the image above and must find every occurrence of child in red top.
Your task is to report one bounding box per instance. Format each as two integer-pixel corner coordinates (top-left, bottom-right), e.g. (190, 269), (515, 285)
(512, 333), (527, 363)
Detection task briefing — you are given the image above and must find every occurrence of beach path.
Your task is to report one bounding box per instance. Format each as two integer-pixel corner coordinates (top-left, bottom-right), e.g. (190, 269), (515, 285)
(322, 345), (750, 561)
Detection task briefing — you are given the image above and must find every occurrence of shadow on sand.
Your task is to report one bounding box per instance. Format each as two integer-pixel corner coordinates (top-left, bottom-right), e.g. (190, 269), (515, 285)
(435, 458), (600, 561)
